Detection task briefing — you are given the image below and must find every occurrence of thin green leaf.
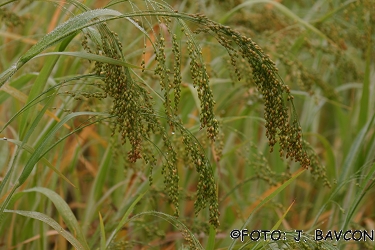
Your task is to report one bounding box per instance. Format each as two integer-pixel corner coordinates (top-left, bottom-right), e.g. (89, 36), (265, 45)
(338, 114), (375, 184)
(99, 212), (106, 250)
(4, 209), (85, 250)
(207, 225), (216, 250)
(128, 211), (204, 249)
(106, 192), (146, 247)
(2, 138), (75, 187)
(358, 35), (372, 129)
(271, 200), (295, 231)
(18, 112), (108, 186)
(0, 93), (54, 215)
(82, 147), (113, 234)
(340, 163), (375, 233)
(0, 112), (108, 224)
(19, 34), (75, 139)
(34, 52), (142, 69)
(0, 74), (37, 104)
(229, 168), (306, 250)
(0, 9), (122, 88)
(22, 187), (89, 250)
(20, 9), (122, 64)
(220, 0), (334, 43)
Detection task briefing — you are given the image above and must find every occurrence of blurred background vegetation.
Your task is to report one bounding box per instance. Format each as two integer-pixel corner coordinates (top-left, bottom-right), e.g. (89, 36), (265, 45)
(0, 0), (374, 249)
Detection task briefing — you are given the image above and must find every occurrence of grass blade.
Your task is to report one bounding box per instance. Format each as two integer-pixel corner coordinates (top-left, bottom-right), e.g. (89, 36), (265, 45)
(34, 51), (142, 69)
(18, 34), (74, 140)
(0, 112), (108, 224)
(340, 163), (375, 234)
(106, 192), (146, 247)
(338, 114), (375, 184)
(229, 167), (306, 250)
(358, 34), (372, 129)
(98, 212), (106, 250)
(271, 199), (295, 231)
(128, 211), (204, 249)
(207, 225), (216, 250)
(22, 187), (89, 250)
(0, 9), (122, 88)
(4, 209), (85, 250)
(1, 138), (75, 187)
(220, 0), (334, 44)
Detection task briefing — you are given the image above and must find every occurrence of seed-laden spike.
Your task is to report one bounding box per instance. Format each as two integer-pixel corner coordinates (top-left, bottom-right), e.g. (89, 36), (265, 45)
(76, 6), (313, 229)
(195, 19), (311, 168)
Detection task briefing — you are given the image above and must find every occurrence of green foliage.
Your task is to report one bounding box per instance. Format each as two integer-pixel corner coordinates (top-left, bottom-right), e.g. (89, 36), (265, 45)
(0, 0), (374, 249)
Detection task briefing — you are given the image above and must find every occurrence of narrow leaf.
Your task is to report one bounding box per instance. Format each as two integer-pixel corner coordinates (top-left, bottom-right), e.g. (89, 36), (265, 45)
(99, 212), (106, 250)
(34, 52), (142, 69)
(2, 138), (75, 187)
(106, 192), (146, 247)
(4, 209), (84, 250)
(22, 187), (89, 250)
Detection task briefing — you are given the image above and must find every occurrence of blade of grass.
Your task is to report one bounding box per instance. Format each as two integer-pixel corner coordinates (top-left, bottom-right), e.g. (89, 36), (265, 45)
(0, 92), (54, 205)
(98, 212), (106, 250)
(128, 211), (204, 249)
(1, 84), (71, 130)
(18, 34), (75, 140)
(340, 162), (375, 234)
(271, 199), (295, 231)
(312, 0), (357, 24)
(0, 89), (57, 134)
(82, 146), (113, 234)
(106, 192), (146, 247)
(0, 0), (18, 7)
(245, 168), (306, 222)
(0, 9), (123, 88)
(22, 187), (89, 250)
(1, 138), (75, 187)
(358, 33), (372, 129)
(219, 0), (335, 45)
(229, 167), (306, 250)
(4, 209), (85, 250)
(19, 9), (122, 65)
(34, 51), (142, 69)
(1, 73), (100, 134)
(338, 114), (375, 184)
(0, 74), (36, 104)
(207, 225), (216, 250)
(0, 112), (108, 224)
(19, 112), (108, 186)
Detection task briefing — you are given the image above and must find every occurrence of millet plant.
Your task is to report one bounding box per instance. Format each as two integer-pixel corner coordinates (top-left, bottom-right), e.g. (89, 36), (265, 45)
(1, 0), (373, 249)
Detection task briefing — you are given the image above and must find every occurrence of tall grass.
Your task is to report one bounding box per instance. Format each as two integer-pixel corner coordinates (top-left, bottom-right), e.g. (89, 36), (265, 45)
(0, 0), (374, 249)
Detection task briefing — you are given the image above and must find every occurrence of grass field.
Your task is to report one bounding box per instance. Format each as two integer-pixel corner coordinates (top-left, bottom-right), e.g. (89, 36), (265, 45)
(0, 0), (374, 249)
